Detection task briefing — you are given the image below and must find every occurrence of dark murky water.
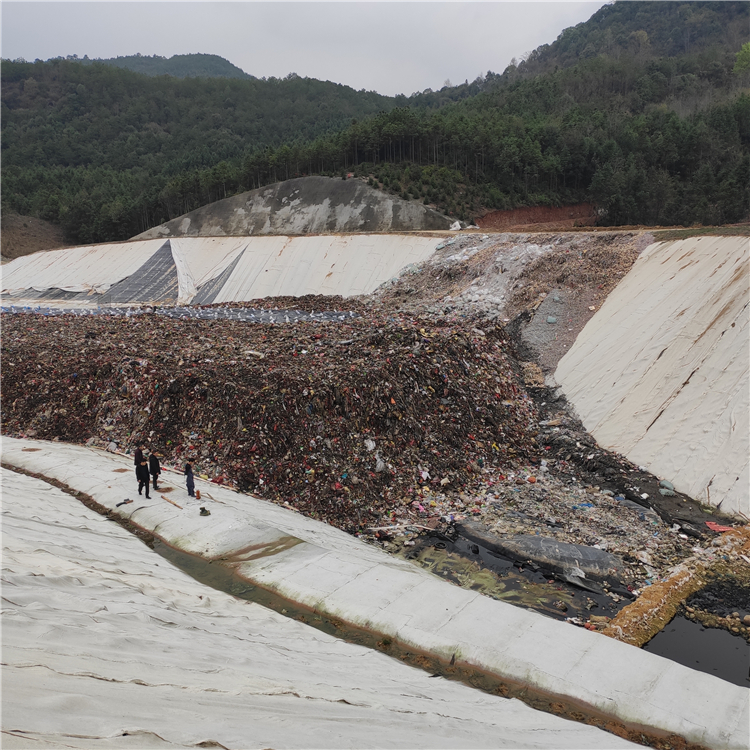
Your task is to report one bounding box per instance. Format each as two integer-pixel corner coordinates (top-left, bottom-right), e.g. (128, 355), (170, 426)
(399, 532), (631, 622)
(643, 615), (750, 687)
(687, 573), (750, 619)
(156, 523), (746, 689)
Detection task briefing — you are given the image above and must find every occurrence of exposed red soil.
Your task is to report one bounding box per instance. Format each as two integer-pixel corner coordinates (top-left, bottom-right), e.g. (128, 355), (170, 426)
(477, 204), (596, 231)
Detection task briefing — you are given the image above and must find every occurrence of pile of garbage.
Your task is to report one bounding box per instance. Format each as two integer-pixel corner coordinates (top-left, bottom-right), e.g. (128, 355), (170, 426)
(1, 304), (360, 324)
(374, 232), (647, 322)
(1, 309), (540, 532)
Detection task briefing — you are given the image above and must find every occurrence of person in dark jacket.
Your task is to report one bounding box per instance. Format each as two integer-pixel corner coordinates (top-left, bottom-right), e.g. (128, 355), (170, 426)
(148, 452), (161, 490)
(133, 444), (144, 478)
(185, 463), (195, 497)
(136, 460), (151, 498)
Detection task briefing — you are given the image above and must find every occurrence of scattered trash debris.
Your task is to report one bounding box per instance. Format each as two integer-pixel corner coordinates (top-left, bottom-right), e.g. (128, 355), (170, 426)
(706, 521), (734, 533)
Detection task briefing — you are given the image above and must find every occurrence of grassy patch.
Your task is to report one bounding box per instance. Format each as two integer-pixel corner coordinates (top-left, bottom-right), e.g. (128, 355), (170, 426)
(652, 224), (750, 241)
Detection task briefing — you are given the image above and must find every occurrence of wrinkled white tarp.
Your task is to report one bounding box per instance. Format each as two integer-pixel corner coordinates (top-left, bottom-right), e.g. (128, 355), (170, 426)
(1, 464), (639, 750)
(556, 236), (749, 517)
(3, 437), (748, 750)
(1, 235), (443, 304)
(209, 234), (440, 302)
(1, 240), (165, 294)
(168, 237), (248, 303)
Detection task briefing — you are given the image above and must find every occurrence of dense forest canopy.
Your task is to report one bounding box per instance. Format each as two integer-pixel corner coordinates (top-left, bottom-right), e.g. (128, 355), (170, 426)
(2, 0), (749, 244)
(76, 52), (255, 79)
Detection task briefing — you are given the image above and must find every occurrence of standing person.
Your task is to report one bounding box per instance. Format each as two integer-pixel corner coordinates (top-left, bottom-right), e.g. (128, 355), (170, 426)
(185, 462), (195, 497)
(149, 451), (161, 491)
(133, 444), (144, 477)
(136, 460), (151, 499)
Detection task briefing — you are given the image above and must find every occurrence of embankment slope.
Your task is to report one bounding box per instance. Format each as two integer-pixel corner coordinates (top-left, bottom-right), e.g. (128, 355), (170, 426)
(3, 461), (641, 750)
(555, 236), (749, 518)
(5, 438), (748, 750)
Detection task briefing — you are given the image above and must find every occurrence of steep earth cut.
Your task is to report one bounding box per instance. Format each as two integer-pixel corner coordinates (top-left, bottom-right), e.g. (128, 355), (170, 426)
(477, 203), (596, 231)
(1, 212), (67, 261)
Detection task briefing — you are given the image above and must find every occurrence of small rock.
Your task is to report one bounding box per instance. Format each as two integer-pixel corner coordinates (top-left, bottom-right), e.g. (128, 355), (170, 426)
(546, 316), (557, 324)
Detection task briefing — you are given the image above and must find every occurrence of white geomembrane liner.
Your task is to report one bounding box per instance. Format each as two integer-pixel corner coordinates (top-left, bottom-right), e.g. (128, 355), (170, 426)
(1, 461), (641, 750)
(1, 234), (443, 304)
(210, 234), (442, 302)
(168, 237), (248, 302)
(3, 437), (748, 750)
(1, 240), (165, 294)
(555, 236), (749, 518)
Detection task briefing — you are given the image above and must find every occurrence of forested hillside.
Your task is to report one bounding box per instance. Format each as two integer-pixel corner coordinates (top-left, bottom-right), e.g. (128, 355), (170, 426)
(77, 52), (254, 79)
(2, 60), (396, 241)
(2, 1), (749, 244)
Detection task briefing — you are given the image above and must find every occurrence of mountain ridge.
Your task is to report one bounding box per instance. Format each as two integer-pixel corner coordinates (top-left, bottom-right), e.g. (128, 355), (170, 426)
(76, 52), (255, 80)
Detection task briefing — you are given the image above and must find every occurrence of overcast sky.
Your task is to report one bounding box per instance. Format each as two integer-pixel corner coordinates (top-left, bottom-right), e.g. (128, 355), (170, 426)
(2, 1), (608, 97)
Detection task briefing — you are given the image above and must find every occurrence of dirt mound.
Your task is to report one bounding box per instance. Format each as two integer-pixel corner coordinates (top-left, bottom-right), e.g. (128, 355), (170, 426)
(478, 204), (596, 231)
(1, 212), (66, 261)
(134, 176), (453, 239)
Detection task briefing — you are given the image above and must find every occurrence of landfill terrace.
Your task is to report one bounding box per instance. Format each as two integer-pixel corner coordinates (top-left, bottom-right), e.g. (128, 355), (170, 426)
(1, 301), (698, 602)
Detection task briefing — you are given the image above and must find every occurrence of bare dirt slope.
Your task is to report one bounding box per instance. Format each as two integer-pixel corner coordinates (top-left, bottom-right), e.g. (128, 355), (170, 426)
(477, 204), (596, 231)
(1, 212), (67, 261)
(133, 176), (454, 239)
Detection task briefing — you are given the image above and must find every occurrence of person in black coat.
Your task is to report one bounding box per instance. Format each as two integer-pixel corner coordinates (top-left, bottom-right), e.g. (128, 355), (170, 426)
(184, 463), (195, 497)
(148, 452), (161, 490)
(133, 444), (144, 478)
(136, 460), (151, 498)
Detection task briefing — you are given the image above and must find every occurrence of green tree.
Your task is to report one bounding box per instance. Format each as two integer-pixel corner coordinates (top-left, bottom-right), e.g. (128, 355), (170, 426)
(733, 42), (750, 74)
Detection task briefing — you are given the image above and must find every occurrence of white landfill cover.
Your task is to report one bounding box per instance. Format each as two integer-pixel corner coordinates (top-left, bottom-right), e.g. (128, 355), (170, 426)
(556, 236), (749, 517)
(1, 240), (165, 294)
